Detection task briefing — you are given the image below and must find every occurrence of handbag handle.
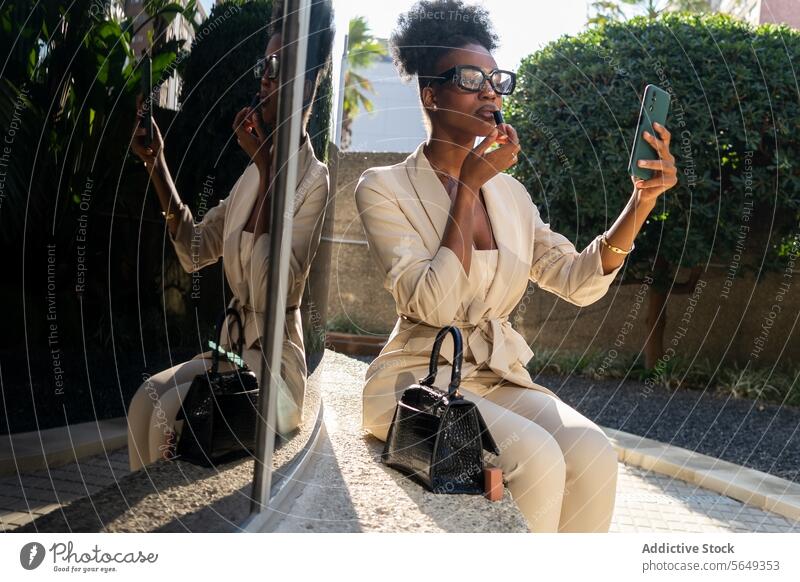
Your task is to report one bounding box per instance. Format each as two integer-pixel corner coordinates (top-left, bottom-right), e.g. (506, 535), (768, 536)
(419, 325), (463, 396)
(211, 307), (245, 374)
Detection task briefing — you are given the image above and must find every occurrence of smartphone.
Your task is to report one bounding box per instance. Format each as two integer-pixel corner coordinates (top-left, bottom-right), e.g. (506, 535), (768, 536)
(628, 84), (670, 180)
(140, 53), (153, 143)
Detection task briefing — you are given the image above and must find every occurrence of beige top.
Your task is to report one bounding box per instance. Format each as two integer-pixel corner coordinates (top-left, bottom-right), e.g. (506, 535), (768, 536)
(472, 248), (499, 304)
(239, 230), (256, 277)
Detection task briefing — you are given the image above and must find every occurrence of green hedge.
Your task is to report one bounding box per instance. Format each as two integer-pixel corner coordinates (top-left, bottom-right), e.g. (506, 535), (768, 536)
(171, 0), (274, 203)
(172, 0), (332, 205)
(507, 12), (800, 286)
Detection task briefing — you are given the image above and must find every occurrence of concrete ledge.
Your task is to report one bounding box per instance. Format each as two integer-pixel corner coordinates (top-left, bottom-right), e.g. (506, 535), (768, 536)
(325, 332), (387, 357)
(265, 351), (529, 532)
(0, 418), (128, 476)
(604, 426), (800, 523)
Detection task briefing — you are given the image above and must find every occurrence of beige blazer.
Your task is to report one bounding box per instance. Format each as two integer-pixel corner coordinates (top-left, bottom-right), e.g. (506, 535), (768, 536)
(168, 136), (329, 357)
(354, 141), (624, 401)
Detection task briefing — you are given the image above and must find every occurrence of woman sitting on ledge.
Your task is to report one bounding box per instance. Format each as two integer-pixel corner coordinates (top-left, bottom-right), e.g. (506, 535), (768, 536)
(355, 0), (677, 532)
(126, 0), (334, 472)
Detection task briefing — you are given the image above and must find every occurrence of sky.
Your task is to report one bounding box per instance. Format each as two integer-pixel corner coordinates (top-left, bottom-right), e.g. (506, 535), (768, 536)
(327, 0), (594, 70)
(327, 0), (598, 142)
(200, 0), (595, 70)
(197, 0), (617, 141)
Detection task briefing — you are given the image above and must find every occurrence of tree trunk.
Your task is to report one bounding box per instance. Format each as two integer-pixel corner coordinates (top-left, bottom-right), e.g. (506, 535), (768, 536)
(643, 258), (703, 370)
(644, 286), (668, 370)
(340, 115), (352, 150)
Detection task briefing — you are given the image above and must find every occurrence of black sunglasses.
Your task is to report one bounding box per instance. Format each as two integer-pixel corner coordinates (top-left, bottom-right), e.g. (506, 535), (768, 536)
(426, 64), (516, 95)
(253, 54), (279, 80)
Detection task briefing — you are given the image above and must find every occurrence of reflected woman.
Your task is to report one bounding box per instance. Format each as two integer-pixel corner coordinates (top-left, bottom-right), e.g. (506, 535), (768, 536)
(127, 0), (335, 471)
(355, 0), (677, 532)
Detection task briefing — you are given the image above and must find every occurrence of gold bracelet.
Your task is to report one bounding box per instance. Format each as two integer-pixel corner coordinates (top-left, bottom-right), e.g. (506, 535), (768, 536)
(161, 203), (184, 221)
(601, 232), (634, 255)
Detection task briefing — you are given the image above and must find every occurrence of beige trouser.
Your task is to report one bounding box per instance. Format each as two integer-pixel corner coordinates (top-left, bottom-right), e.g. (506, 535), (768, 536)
(365, 368), (618, 533)
(127, 347), (305, 472)
(468, 383), (617, 533)
(127, 353), (234, 471)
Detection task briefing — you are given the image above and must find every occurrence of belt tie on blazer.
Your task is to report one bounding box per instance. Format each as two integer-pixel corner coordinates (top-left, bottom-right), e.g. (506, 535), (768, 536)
(401, 315), (535, 377)
(464, 316), (535, 377)
(239, 302), (300, 314)
(227, 297), (300, 350)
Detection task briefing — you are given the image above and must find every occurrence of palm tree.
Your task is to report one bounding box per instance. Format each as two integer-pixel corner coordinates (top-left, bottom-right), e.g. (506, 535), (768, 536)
(340, 16), (386, 150)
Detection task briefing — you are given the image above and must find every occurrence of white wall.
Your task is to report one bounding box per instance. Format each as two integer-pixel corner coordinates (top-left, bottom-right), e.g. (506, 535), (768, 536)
(346, 59), (428, 153)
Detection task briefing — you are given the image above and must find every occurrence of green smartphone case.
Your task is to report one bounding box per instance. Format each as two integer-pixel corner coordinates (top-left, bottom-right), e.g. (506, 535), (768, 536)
(628, 84), (671, 180)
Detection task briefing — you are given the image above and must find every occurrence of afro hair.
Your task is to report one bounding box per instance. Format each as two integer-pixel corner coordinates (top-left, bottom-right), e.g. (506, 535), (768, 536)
(389, 0), (499, 84)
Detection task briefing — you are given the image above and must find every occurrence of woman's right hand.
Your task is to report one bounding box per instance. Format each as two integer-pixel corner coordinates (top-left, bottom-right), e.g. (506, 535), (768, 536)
(459, 124), (521, 192)
(233, 106), (271, 176)
(131, 94), (165, 175)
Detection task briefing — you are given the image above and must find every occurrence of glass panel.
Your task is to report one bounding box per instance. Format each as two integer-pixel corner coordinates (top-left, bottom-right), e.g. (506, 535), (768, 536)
(263, 0), (335, 504)
(2, 0), (335, 533)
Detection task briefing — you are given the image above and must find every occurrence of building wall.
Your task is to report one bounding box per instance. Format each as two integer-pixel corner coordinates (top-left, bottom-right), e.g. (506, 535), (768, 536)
(758, 0), (800, 28)
(326, 152), (799, 367)
(719, 0), (762, 21)
(346, 56), (428, 153)
(720, 0), (800, 27)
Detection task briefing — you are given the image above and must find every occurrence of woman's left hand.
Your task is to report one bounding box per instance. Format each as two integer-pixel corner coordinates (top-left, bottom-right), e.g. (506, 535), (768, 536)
(233, 107), (271, 177)
(631, 122), (678, 204)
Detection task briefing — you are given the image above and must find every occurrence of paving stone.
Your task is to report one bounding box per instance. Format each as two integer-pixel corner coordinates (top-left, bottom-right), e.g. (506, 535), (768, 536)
(31, 503), (62, 516)
(0, 494), (24, 508)
(13, 488), (62, 504)
(610, 463), (799, 533)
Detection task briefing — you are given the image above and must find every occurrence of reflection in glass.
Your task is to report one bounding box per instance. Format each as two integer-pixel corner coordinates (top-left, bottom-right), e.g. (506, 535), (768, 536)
(126, 0), (335, 473)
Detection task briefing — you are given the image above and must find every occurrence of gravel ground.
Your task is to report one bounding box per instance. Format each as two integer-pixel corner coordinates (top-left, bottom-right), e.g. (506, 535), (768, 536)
(351, 355), (800, 485)
(12, 351), (798, 532)
(537, 372), (800, 485)
(14, 362), (322, 533)
(14, 456), (257, 532)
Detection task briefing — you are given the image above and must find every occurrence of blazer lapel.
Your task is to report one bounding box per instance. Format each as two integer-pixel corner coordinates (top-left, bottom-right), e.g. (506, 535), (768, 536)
(224, 136), (316, 300)
(403, 142), (456, 253)
(403, 142), (520, 314)
(480, 174), (522, 312)
(224, 164), (261, 299)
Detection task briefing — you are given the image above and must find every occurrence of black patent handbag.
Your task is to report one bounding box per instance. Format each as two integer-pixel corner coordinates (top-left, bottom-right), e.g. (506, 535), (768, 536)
(175, 307), (260, 467)
(381, 325), (501, 494)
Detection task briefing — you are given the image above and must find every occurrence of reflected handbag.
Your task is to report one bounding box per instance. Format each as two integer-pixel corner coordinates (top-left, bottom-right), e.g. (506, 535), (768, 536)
(175, 307), (260, 466)
(381, 325), (501, 494)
